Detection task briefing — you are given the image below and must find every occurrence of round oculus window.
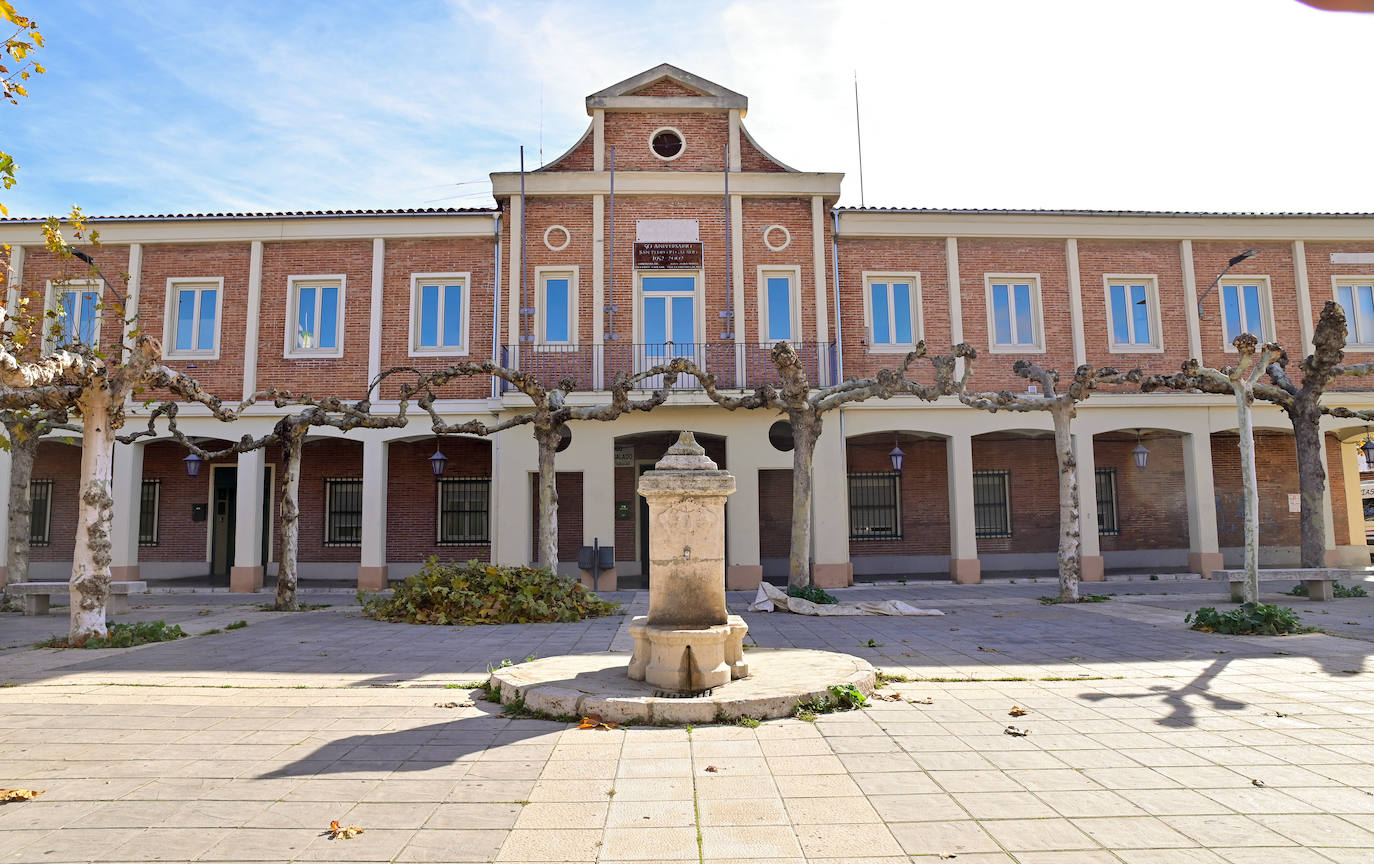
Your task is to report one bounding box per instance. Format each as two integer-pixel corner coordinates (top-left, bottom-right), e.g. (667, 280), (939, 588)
(651, 128), (684, 160)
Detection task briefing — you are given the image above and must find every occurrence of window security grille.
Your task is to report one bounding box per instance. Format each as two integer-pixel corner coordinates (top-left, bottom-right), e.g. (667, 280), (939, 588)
(28, 479), (53, 546)
(848, 472), (901, 540)
(439, 478), (490, 544)
(973, 470), (1011, 538)
(1096, 468), (1119, 536)
(138, 479), (160, 546)
(324, 479), (363, 546)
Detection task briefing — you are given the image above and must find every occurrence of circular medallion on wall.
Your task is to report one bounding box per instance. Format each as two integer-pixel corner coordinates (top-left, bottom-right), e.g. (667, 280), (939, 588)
(544, 225), (571, 252)
(649, 127), (685, 161)
(763, 224), (791, 251)
(768, 420), (795, 452)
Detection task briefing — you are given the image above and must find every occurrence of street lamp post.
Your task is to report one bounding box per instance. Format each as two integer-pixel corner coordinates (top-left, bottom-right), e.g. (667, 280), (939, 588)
(1196, 249), (1260, 319)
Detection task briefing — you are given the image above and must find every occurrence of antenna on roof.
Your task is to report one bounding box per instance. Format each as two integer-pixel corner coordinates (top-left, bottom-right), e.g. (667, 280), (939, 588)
(854, 70), (866, 208)
(539, 82), (544, 168)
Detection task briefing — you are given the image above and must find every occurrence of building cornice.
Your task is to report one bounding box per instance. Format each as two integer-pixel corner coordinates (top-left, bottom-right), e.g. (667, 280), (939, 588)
(837, 210), (1374, 242)
(490, 170), (842, 200)
(0, 213), (500, 247)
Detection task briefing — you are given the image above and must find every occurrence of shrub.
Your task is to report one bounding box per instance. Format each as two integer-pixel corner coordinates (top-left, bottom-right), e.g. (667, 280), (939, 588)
(786, 584), (838, 605)
(40, 621), (188, 649)
(1288, 582), (1368, 598)
(361, 558), (620, 625)
(1185, 603), (1306, 636)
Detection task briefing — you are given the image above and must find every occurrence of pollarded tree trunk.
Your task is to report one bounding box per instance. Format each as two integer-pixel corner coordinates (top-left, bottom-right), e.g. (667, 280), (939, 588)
(71, 387), (117, 641)
(534, 423), (560, 572)
(275, 430), (303, 612)
(1235, 386), (1261, 604)
(1051, 404), (1081, 602)
(5, 429), (39, 588)
(1293, 404), (1328, 570)
(788, 410), (820, 589)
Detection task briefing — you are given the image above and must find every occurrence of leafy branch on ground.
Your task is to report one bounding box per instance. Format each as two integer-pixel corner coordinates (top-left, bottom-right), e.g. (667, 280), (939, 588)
(1186, 603), (1310, 636)
(361, 558), (619, 625)
(37, 620), (186, 649)
(1038, 594), (1109, 605)
(786, 584), (837, 605)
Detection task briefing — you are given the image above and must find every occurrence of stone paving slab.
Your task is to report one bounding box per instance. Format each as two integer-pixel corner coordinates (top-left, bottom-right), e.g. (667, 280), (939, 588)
(0, 580), (1371, 862)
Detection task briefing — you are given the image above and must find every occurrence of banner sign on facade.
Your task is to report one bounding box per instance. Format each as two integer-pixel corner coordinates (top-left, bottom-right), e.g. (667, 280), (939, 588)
(614, 446), (635, 467)
(633, 241), (703, 270)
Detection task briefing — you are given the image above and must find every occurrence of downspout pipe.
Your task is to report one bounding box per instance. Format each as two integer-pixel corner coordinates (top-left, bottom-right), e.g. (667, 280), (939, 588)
(491, 211), (502, 399)
(831, 208), (843, 383)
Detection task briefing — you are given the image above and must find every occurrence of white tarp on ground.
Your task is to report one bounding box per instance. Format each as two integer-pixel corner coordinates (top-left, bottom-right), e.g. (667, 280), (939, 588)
(747, 582), (944, 616)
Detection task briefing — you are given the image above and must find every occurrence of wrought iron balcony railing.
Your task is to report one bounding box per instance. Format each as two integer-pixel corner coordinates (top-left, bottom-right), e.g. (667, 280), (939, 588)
(496, 342), (837, 393)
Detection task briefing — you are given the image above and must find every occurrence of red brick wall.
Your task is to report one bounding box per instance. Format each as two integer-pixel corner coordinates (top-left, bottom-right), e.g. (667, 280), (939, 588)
(387, 438), (492, 562)
(511, 197), (596, 347)
(541, 126), (594, 172)
(758, 469), (793, 560)
(741, 198), (819, 350)
(17, 244), (130, 360)
(957, 241), (1076, 392)
(138, 243), (252, 398)
(1212, 431), (1301, 548)
(602, 111), (728, 172)
(835, 238), (950, 380)
(1077, 241), (1189, 372)
(738, 128), (789, 172)
(971, 434), (1059, 554)
(846, 435), (950, 557)
(531, 472), (583, 563)
(1306, 242), (1374, 393)
(257, 240), (373, 397)
(1194, 241), (1299, 372)
(297, 438), (363, 563)
(629, 79), (702, 98)
(1327, 433), (1349, 547)
(137, 439), (244, 563)
(377, 237), (496, 400)
(1094, 434), (1188, 552)
(29, 439), (82, 563)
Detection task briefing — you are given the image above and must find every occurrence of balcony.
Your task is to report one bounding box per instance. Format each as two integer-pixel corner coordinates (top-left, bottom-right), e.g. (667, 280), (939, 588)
(498, 342), (837, 394)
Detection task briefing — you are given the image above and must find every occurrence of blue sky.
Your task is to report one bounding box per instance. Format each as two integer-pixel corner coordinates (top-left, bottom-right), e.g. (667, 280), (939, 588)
(4, 0), (1374, 217)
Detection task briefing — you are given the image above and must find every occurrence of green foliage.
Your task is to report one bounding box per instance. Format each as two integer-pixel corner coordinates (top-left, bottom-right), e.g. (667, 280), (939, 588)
(828, 683), (868, 709)
(786, 584), (838, 605)
(1149, 574), (1160, 581)
(39, 620), (187, 649)
(736, 717), (760, 728)
(1038, 594), (1110, 605)
(875, 671), (910, 685)
(361, 558), (620, 625)
(859, 638), (884, 648)
(1287, 582), (1367, 598)
(1186, 603), (1307, 636)
(225, 620), (248, 630)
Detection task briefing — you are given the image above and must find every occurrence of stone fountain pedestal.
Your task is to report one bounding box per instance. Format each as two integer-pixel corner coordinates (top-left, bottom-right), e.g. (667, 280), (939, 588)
(628, 432), (748, 693)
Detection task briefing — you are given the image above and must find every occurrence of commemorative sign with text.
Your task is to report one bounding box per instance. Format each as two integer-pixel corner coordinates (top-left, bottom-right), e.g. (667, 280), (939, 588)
(633, 242), (703, 270)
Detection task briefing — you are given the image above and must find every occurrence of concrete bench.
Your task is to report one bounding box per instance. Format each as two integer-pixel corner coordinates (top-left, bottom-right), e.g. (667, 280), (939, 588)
(1215, 569), (1349, 602)
(4, 581), (147, 616)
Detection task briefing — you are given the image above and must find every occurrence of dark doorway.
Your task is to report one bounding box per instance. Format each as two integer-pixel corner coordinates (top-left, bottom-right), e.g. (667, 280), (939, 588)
(210, 467), (237, 585)
(638, 463), (653, 584)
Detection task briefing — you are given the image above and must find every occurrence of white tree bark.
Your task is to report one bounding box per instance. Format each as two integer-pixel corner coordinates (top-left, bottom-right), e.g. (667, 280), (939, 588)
(788, 414), (819, 588)
(70, 387), (117, 641)
(1235, 385), (1261, 604)
(274, 431), (303, 612)
(4, 429), (38, 588)
(535, 424), (559, 571)
(1051, 405), (1081, 603)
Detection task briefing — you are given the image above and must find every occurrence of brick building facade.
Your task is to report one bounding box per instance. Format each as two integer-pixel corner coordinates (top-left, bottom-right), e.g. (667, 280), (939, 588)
(3, 64), (1373, 589)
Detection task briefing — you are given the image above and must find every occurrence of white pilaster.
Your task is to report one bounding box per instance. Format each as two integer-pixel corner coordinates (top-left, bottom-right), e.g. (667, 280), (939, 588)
(727, 111), (741, 171)
(492, 425), (534, 565)
(946, 238), (965, 376)
(810, 421), (851, 587)
(1340, 437), (1367, 556)
(731, 194), (745, 381)
(231, 448), (266, 592)
(592, 195), (605, 389)
(1318, 433), (1338, 553)
(359, 437), (389, 590)
(120, 243), (141, 361)
(947, 432), (980, 583)
(507, 196), (522, 355)
(1182, 424), (1222, 577)
(0, 446), (11, 582)
(725, 434), (761, 589)
(242, 240), (263, 399)
(811, 196), (830, 384)
(4, 243), (23, 327)
(593, 109), (605, 172)
(1293, 240), (1314, 351)
(110, 441), (144, 582)
(1066, 239), (1087, 368)
(1181, 240), (1203, 361)
(1073, 432), (1103, 581)
(367, 238), (385, 390)
(582, 434), (615, 548)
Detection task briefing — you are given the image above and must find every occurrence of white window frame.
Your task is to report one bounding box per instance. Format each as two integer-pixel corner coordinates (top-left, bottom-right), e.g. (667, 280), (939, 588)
(984, 274), (1045, 354)
(861, 271), (923, 353)
(285, 275), (346, 359)
(408, 272), (471, 357)
(757, 265), (803, 344)
(534, 266), (578, 348)
(632, 269), (706, 345)
(44, 279), (102, 351)
(1217, 275), (1275, 351)
(162, 277), (224, 360)
(1333, 276), (1374, 349)
(1102, 274), (1163, 354)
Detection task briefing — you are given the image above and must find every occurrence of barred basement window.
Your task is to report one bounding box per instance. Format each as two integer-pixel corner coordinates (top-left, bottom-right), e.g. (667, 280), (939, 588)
(1096, 468), (1119, 536)
(28, 480), (53, 546)
(973, 471), (1011, 538)
(324, 479), (363, 546)
(438, 478), (490, 544)
(138, 479), (161, 546)
(848, 472), (901, 540)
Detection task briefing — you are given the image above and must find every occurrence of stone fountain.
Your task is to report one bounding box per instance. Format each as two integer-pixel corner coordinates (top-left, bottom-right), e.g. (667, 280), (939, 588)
(628, 432), (749, 693)
(489, 431), (874, 724)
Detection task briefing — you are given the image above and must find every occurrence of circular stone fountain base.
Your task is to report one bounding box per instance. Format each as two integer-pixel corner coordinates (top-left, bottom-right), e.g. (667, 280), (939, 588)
(489, 649), (875, 725)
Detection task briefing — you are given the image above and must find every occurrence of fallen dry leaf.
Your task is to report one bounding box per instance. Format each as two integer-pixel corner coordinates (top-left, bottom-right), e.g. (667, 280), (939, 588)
(435, 701), (474, 709)
(872, 692), (903, 702)
(949, 627), (959, 631)
(325, 819), (364, 839)
(1274, 711), (1288, 718)
(977, 646), (1001, 653)
(1004, 726), (1030, 737)
(1008, 706), (1028, 717)
(939, 854), (957, 860)
(1346, 622), (1360, 626)
(579, 713), (618, 731)
(704, 765), (718, 773)
(1251, 778), (1266, 788)
(0, 789), (42, 803)
(907, 697), (934, 705)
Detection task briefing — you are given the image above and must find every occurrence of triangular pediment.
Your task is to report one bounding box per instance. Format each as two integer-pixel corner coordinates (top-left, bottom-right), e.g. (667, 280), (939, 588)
(586, 64), (747, 115)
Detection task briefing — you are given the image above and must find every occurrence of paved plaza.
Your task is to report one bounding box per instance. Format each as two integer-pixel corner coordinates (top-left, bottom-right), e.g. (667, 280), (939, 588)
(1, 577), (1373, 863)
